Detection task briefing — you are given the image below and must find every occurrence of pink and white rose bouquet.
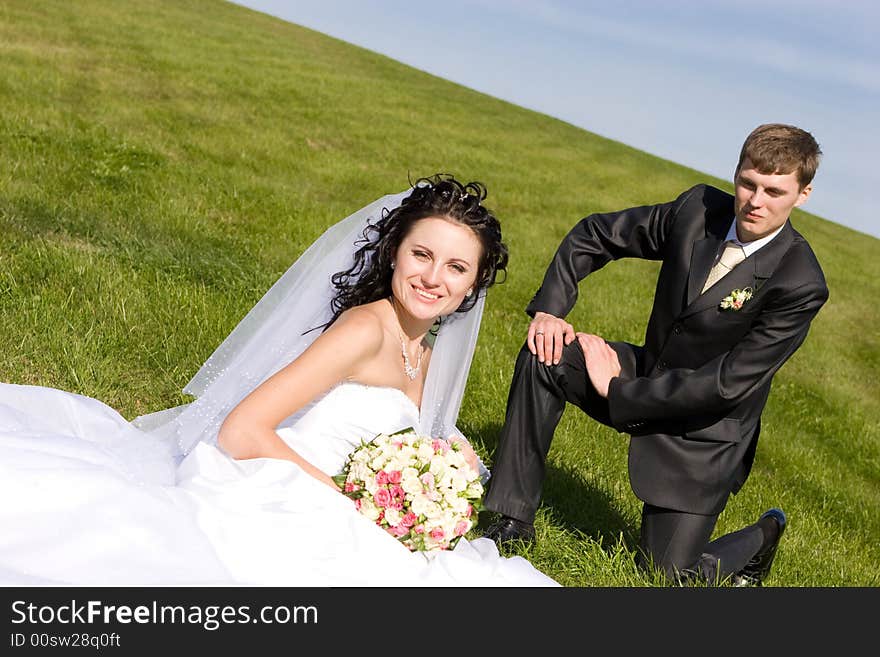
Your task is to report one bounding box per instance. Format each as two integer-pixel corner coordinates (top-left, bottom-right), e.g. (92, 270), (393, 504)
(333, 428), (484, 552)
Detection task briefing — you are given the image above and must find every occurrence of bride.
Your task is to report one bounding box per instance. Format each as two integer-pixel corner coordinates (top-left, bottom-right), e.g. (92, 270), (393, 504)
(0, 175), (558, 587)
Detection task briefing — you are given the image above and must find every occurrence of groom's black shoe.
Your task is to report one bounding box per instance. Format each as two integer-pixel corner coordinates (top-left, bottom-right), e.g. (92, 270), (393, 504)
(732, 508), (787, 587)
(482, 515), (536, 547)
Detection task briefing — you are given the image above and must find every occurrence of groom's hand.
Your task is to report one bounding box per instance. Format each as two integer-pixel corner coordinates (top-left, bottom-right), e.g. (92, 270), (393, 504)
(528, 312), (575, 365)
(576, 332), (621, 398)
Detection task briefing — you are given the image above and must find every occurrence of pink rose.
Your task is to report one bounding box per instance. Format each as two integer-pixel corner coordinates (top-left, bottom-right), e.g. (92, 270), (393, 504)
(420, 472), (435, 489)
(430, 527), (445, 540)
(432, 439), (449, 455)
(390, 485), (406, 509)
(401, 511), (417, 528)
(455, 520), (470, 536)
(387, 470), (402, 484)
(465, 504), (473, 517)
(374, 488), (392, 508)
(414, 524), (425, 534)
(376, 471), (390, 486)
(388, 525), (410, 538)
(344, 482), (359, 493)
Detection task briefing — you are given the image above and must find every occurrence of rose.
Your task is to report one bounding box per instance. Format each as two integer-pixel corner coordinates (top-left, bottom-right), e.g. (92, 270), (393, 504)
(389, 524), (409, 538)
(389, 484), (406, 510)
(384, 507), (402, 527)
(373, 488), (392, 508)
(401, 511), (417, 528)
(357, 497), (381, 522)
(400, 474), (422, 496)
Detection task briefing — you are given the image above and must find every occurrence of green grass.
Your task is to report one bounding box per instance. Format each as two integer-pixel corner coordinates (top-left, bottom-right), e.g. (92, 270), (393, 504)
(1, 0), (878, 586)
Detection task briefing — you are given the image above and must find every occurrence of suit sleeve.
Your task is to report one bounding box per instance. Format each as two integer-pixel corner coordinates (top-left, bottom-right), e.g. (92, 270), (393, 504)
(606, 277), (829, 428)
(525, 186), (700, 318)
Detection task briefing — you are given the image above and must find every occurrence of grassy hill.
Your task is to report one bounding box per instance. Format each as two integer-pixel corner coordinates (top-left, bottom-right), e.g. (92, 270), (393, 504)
(1, 0), (877, 586)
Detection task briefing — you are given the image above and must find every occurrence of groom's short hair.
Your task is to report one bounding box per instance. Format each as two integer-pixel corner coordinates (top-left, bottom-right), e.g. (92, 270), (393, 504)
(737, 123), (822, 189)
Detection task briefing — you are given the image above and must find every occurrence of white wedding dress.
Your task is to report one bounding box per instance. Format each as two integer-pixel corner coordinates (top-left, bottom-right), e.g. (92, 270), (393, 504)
(0, 380), (558, 587)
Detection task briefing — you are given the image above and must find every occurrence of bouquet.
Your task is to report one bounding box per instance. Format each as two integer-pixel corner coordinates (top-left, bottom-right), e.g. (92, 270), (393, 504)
(333, 428), (484, 552)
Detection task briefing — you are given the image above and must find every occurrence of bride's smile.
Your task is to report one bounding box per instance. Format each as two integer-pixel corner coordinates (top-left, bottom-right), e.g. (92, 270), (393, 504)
(391, 216), (481, 326)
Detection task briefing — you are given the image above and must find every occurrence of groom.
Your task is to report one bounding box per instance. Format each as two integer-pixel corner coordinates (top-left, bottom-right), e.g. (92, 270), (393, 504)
(483, 124), (828, 585)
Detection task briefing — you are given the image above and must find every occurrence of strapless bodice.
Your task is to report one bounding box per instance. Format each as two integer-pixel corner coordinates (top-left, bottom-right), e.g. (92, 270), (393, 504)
(274, 382), (421, 475)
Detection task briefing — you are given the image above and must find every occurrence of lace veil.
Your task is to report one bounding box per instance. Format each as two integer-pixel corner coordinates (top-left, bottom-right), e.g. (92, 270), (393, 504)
(132, 189), (487, 474)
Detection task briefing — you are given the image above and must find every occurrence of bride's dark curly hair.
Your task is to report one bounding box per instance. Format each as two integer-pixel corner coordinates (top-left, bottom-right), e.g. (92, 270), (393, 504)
(327, 174), (509, 328)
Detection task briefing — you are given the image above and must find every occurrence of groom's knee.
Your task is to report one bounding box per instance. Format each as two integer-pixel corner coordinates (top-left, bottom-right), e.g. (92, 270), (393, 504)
(514, 339), (584, 373)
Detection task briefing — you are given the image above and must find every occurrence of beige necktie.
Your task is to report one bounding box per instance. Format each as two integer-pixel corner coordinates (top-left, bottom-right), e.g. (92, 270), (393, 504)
(701, 240), (746, 293)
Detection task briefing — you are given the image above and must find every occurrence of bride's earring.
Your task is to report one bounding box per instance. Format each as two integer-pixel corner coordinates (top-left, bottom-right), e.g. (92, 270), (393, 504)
(465, 288), (473, 298)
(391, 261), (396, 269)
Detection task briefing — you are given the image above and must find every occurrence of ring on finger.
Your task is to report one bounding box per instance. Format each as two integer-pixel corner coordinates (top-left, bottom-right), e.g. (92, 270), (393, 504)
(535, 331), (545, 336)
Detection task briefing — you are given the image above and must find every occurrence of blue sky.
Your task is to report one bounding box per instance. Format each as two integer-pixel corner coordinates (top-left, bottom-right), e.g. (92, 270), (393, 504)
(233, 0), (878, 239)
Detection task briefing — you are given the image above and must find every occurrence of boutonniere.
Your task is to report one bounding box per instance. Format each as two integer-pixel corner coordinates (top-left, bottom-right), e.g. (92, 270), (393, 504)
(720, 287), (753, 311)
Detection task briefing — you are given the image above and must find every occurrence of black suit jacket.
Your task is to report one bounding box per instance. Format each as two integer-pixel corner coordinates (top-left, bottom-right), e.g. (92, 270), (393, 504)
(526, 184), (828, 514)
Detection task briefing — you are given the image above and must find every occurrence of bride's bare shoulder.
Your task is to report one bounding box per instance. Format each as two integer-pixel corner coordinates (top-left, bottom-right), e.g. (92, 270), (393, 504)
(326, 301), (390, 348)
(335, 300), (390, 326)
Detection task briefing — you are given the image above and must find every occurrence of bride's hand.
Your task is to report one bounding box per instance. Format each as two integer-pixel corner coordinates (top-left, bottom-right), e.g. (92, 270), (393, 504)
(448, 435), (480, 474)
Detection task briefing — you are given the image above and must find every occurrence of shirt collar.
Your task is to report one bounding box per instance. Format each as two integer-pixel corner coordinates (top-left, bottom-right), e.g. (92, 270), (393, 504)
(724, 220), (785, 258)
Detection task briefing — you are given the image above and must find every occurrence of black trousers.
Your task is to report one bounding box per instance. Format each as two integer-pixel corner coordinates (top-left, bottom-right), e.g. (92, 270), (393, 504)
(484, 340), (763, 583)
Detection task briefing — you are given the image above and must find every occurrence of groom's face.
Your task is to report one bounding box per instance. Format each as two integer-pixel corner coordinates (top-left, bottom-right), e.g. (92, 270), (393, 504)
(734, 157), (812, 242)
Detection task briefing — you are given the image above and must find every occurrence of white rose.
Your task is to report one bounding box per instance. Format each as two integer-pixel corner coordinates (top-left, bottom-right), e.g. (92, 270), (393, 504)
(423, 500), (443, 520)
(384, 508), (402, 527)
(350, 462), (369, 481)
(359, 498), (381, 522)
(448, 495), (469, 515)
(449, 471), (469, 493)
(411, 493), (433, 517)
(401, 475), (422, 496)
(383, 458), (398, 472)
(446, 451), (467, 470)
(466, 481), (483, 498)
(429, 456), (447, 479)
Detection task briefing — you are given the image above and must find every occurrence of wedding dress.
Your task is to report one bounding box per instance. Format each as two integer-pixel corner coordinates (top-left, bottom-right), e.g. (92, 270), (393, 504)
(0, 188), (558, 587)
(0, 380), (557, 586)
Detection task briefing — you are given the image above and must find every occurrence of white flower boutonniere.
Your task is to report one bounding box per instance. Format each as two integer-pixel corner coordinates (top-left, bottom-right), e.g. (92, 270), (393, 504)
(720, 287), (753, 311)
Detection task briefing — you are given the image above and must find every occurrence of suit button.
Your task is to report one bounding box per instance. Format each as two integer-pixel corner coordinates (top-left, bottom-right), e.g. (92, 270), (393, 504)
(673, 324), (683, 334)
(657, 360), (668, 370)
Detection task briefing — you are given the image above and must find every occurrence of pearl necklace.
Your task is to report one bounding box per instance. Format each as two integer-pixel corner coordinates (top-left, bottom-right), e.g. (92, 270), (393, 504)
(399, 330), (423, 380)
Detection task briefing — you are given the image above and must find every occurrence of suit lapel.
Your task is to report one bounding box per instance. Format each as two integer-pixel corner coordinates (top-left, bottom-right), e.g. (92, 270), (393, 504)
(680, 221), (795, 319)
(751, 221), (794, 286)
(684, 203), (733, 307)
(686, 237), (723, 305)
